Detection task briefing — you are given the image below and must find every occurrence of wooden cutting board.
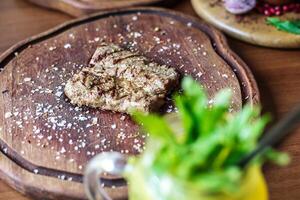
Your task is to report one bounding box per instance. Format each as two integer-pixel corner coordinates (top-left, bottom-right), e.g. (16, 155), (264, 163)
(191, 0), (300, 48)
(0, 7), (259, 200)
(27, 0), (178, 17)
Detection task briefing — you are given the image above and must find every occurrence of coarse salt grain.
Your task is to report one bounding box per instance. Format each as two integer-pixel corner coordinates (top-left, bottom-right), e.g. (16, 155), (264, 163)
(64, 43), (72, 49)
(92, 117), (98, 125)
(196, 72), (203, 78)
(60, 147), (66, 154)
(132, 32), (141, 38)
(222, 74), (228, 79)
(24, 77), (31, 82)
(120, 115), (126, 121)
(60, 175), (66, 180)
(4, 112), (12, 119)
(69, 33), (75, 39)
(132, 16), (138, 21)
(34, 128), (41, 134)
(49, 46), (56, 51)
(111, 124), (117, 129)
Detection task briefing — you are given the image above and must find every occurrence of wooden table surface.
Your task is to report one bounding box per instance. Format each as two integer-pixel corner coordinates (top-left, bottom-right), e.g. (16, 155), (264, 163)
(0, 0), (299, 200)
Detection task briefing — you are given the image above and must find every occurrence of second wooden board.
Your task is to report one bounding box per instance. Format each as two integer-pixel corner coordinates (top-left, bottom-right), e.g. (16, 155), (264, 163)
(191, 0), (300, 48)
(0, 7), (258, 200)
(27, 0), (178, 17)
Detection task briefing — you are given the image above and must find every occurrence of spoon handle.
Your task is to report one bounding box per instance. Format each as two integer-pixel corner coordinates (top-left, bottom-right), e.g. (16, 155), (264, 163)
(239, 105), (300, 168)
(84, 152), (127, 200)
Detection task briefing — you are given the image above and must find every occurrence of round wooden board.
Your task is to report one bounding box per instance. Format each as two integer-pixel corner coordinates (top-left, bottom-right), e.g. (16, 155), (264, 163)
(191, 0), (300, 48)
(27, 0), (179, 17)
(0, 7), (259, 200)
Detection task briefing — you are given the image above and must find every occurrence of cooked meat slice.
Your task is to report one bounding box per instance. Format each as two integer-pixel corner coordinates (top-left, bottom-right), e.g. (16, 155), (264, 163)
(64, 44), (179, 114)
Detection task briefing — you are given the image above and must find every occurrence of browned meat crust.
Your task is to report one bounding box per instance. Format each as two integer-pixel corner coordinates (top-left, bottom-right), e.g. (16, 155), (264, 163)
(64, 44), (179, 114)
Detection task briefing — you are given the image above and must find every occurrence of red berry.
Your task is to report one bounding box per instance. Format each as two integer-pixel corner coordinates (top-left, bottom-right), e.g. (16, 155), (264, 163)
(275, 10), (281, 16)
(264, 10), (270, 16)
(269, 8), (275, 14)
(255, 2), (300, 16)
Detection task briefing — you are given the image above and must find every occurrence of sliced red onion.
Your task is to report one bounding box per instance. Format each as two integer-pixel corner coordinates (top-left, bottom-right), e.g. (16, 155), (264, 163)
(224, 0), (256, 14)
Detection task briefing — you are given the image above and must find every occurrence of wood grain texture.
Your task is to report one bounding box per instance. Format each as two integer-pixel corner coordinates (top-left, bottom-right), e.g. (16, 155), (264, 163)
(27, 0), (179, 17)
(0, 6), (258, 200)
(0, 1), (300, 200)
(191, 0), (300, 48)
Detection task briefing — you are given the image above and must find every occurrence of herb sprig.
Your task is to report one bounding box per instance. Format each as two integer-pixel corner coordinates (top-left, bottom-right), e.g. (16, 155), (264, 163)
(132, 77), (289, 193)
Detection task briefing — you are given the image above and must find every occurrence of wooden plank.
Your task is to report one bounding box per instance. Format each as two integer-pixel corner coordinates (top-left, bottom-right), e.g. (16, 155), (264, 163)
(0, 7), (258, 199)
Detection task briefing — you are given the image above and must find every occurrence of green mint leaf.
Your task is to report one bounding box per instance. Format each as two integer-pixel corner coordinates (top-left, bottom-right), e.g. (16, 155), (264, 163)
(175, 77), (208, 144)
(175, 95), (198, 144)
(213, 89), (232, 108)
(267, 17), (300, 35)
(132, 111), (175, 142)
(264, 148), (291, 166)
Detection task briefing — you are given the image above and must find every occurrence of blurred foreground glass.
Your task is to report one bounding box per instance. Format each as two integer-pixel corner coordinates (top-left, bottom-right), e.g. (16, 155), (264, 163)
(84, 150), (268, 200)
